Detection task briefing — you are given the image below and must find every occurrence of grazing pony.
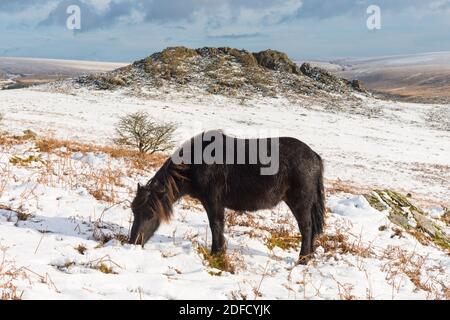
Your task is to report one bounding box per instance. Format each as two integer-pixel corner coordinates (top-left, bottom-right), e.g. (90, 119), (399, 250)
(130, 130), (325, 263)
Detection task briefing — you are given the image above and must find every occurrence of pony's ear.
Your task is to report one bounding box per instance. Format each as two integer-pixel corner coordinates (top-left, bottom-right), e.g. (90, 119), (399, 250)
(137, 183), (142, 191)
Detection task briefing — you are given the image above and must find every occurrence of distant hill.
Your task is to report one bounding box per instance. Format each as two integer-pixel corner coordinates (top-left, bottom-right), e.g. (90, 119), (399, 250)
(0, 57), (127, 89)
(52, 47), (365, 104)
(309, 52), (450, 104)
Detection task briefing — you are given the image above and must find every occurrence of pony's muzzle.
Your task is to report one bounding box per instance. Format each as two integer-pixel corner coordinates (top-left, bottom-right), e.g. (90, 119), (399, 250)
(129, 232), (142, 245)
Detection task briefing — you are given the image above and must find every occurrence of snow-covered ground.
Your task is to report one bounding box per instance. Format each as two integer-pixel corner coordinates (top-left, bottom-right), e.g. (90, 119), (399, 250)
(0, 87), (449, 299)
(335, 51), (450, 69)
(1, 88), (449, 204)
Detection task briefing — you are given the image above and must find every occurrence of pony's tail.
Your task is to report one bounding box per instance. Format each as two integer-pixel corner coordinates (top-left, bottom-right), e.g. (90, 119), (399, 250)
(311, 156), (325, 240)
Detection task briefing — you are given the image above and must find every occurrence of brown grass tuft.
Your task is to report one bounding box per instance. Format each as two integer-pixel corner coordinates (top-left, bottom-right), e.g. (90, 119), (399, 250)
(317, 231), (374, 258)
(266, 228), (301, 251)
(381, 246), (449, 299)
(196, 245), (236, 274)
(74, 244), (87, 255)
(0, 249), (25, 300)
(97, 263), (116, 274)
(36, 137), (165, 166)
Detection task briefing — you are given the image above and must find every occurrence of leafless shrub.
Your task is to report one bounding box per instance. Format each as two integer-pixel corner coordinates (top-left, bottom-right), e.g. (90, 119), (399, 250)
(114, 111), (176, 154)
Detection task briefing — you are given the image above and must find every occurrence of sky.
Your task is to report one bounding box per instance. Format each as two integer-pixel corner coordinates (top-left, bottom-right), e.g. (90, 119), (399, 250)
(0, 0), (449, 62)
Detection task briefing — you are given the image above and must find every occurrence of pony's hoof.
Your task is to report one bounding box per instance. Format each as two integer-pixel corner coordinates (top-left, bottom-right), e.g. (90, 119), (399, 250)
(297, 256), (311, 265)
(211, 244), (227, 256)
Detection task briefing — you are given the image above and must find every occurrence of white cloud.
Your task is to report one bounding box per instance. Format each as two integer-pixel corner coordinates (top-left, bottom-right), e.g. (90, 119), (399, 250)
(81, 0), (112, 13)
(0, 1), (58, 27)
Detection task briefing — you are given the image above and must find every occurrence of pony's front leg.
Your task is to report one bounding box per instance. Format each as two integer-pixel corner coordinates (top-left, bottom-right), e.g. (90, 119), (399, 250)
(202, 200), (226, 255)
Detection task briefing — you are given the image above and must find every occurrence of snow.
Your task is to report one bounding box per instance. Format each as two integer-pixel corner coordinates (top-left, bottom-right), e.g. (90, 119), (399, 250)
(336, 51), (450, 68)
(72, 152), (108, 167)
(0, 87), (449, 300)
(1, 88), (448, 204)
(0, 57), (127, 74)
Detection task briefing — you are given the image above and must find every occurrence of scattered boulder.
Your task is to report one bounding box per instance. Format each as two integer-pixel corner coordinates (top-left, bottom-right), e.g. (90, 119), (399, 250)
(78, 74), (126, 90)
(254, 49), (299, 74)
(365, 189), (450, 250)
(301, 63), (366, 93)
(2, 82), (32, 90)
(350, 79), (365, 92)
(299, 62), (316, 77)
(300, 63), (349, 93)
(206, 47), (259, 68)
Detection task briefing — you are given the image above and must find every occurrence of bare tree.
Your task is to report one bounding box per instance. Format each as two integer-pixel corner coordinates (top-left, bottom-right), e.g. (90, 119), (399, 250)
(114, 111), (176, 154)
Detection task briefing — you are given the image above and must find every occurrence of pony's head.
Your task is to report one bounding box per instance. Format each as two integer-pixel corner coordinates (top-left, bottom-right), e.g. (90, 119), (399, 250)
(129, 161), (187, 246)
(129, 182), (162, 245)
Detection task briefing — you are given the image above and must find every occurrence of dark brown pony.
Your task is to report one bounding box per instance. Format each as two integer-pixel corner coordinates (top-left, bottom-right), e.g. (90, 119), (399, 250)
(130, 130), (325, 264)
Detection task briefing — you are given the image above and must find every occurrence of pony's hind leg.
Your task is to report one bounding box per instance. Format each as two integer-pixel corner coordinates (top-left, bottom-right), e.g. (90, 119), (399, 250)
(286, 198), (313, 265)
(201, 199), (226, 255)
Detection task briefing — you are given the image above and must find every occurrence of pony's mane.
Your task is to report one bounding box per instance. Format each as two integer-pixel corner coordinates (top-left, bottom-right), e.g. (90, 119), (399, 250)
(142, 159), (189, 222)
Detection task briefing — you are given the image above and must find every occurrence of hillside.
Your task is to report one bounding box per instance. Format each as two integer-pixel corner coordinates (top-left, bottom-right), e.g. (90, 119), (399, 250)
(0, 57), (127, 90)
(310, 52), (450, 104)
(0, 109), (448, 299)
(50, 47), (365, 105)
